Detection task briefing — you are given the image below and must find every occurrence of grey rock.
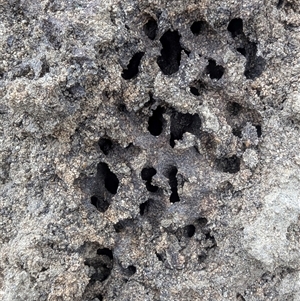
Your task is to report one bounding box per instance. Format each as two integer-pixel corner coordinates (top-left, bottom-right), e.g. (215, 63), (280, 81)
(1, 0), (300, 300)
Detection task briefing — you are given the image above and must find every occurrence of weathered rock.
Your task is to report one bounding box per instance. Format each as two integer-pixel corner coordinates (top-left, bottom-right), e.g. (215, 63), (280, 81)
(1, 0), (300, 300)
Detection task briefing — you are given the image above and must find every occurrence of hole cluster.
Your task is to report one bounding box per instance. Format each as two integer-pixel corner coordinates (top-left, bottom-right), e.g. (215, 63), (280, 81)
(81, 11), (266, 298)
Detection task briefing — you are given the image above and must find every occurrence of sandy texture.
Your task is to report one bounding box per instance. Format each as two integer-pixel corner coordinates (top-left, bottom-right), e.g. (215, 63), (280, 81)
(1, 0), (300, 300)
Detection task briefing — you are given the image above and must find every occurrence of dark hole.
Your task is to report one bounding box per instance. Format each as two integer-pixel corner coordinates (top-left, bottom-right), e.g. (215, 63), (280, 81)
(126, 265), (136, 276)
(157, 30), (182, 75)
(244, 42), (266, 80)
(236, 293), (246, 301)
(95, 294), (103, 301)
(139, 201), (148, 216)
(105, 173), (119, 194)
(227, 102), (242, 116)
(232, 128), (242, 138)
(156, 252), (163, 261)
(141, 167), (159, 192)
(141, 167), (156, 181)
(98, 138), (112, 155)
(170, 191), (180, 203)
(97, 163), (119, 194)
(237, 47), (246, 56)
(146, 182), (159, 192)
(227, 18), (243, 38)
(183, 48), (191, 56)
(118, 103), (128, 112)
(245, 55), (266, 80)
(91, 195), (110, 213)
(170, 134), (176, 148)
(148, 106), (165, 136)
(91, 270), (110, 283)
(204, 232), (217, 248)
(190, 86), (200, 96)
(143, 18), (158, 40)
(198, 252), (207, 263)
(85, 248), (113, 283)
(40, 267), (48, 272)
(89, 264), (112, 283)
(139, 199), (162, 217)
(217, 155), (241, 173)
(40, 59), (50, 77)
(205, 232), (214, 241)
(167, 166), (180, 203)
(121, 52), (145, 80)
(191, 21), (207, 35)
(97, 248), (113, 260)
(168, 166), (178, 188)
(197, 217), (208, 227)
(114, 221), (124, 232)
(255, 125), (262, 137)
(205, 59), (224, 80)
(170, 111), (202, 147)
(67, 83), (85, 98)
(185, 225), (196, 237)
(113, 218), (133, 233)
(277, 0), (284, 9)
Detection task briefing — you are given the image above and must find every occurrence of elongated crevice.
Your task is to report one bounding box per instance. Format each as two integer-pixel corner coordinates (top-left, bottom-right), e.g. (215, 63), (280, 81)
(157, 30), (182, 75)
(167, 166), (180, 203)
(244, 44), (266, 80)
(122, 52), (145, 80)
(148, 106), (165, 136)
(227, 18), (266, 79)
(97, 163), (119, 194)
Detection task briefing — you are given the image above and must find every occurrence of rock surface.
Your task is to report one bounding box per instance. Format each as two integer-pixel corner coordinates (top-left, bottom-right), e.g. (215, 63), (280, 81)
(1, 0), (300, 300)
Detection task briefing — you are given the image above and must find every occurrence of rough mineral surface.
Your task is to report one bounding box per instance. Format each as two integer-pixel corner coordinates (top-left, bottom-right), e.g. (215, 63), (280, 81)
(1, 0), (300, 300)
